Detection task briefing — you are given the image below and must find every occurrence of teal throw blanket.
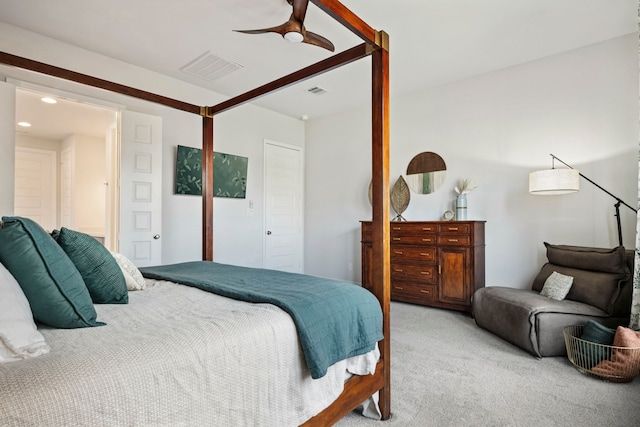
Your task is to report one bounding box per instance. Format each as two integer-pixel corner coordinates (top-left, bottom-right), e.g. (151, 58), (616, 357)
(140, 261), (383, 379)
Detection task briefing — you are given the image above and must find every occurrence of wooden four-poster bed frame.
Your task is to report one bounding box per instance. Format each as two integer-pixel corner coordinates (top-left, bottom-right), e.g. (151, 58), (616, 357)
(0, 1), (391, 424)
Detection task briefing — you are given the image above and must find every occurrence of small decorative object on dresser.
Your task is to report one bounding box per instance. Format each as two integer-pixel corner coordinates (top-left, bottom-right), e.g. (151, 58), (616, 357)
(361, 220), (485, 312)
(390, 175), (410, 221)
(454, 178), (477, 221)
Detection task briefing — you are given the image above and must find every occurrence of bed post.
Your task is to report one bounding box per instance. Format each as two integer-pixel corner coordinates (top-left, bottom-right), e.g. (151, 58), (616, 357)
(202, 112), (214, 261)
(371, 30), (391, 420)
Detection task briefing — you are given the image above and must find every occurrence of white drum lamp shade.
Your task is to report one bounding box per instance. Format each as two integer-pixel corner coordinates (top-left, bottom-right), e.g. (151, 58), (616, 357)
(529, 169), (580, 195)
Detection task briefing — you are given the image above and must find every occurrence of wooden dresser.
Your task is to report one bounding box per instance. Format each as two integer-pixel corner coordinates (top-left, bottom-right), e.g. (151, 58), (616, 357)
(361, 221), (485, 312)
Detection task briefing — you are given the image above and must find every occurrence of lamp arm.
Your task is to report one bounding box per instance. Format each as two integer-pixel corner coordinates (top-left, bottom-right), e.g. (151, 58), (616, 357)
(550, 154), (637, 213)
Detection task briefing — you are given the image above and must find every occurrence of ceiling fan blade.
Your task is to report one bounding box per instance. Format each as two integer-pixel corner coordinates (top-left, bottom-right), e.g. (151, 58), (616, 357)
(234, 24), (286, 37)
(303, 31), (335, 52)
(292, 0), (309, 24)
(235, 1), (331, 51)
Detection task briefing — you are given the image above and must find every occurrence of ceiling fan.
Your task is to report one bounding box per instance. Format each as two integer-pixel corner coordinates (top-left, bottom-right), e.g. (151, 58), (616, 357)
(234, 0), (335, 52)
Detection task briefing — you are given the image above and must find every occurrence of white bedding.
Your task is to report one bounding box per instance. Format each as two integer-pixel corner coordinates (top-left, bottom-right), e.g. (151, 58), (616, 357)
(0, 279), (379, 426)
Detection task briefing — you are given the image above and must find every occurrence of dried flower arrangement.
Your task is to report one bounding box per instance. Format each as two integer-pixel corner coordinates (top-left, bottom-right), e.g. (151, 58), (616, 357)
(455, 178), (477, 195)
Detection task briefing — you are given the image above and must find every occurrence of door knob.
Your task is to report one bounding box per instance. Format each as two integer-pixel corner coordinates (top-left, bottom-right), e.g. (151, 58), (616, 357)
(266, 231), (272, 235)
(153, 234), (160, 240)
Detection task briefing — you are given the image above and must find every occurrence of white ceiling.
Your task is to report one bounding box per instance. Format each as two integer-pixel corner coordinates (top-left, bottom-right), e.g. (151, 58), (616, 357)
(4, 0), (638, 140)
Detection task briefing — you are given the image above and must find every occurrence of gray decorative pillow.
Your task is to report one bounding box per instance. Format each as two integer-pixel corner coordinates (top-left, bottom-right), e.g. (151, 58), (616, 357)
(540, 271), (573, 300)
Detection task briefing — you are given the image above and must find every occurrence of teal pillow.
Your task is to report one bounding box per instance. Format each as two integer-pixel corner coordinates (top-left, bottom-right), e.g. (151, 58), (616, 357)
(0, 216), (103, 328)
(578, 320), (615, 368)
(54, 227), (128, 304)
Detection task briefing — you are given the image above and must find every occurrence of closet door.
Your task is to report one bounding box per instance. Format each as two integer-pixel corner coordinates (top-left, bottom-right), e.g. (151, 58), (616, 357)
(263, 140), (303, 273)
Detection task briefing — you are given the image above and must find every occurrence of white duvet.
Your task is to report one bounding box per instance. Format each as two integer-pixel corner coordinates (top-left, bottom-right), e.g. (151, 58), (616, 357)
(0, 280), (379, 426)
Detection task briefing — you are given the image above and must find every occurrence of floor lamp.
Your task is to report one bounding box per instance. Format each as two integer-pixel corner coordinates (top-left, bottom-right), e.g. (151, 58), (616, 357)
(529, 153), (637, 247)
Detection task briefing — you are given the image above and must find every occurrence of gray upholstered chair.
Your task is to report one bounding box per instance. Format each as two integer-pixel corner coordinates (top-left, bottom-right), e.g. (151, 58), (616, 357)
(472, 243), (634, 357)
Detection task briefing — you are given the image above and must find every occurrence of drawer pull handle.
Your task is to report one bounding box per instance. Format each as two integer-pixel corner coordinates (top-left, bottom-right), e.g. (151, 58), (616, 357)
(393, 238), (401, 241)
(421, 227), (433, 231)
(394, 251), (403, 255)
(422, 238), (432, 242)
(448, 227), (459, 231)
(394, 286), (404, 290)
(392, 227), (401, 230)
(420, 290), (431, 294)
(420, 271), (430, 276)
(448, 239), (459, 242)
(420, 253), (430, 256)
(394, 268), (403, 272)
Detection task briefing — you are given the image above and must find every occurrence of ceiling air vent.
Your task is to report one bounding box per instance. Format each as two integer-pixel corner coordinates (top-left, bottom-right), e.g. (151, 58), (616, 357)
(180, 51), (243, 82)
(307, 86), (327, 95)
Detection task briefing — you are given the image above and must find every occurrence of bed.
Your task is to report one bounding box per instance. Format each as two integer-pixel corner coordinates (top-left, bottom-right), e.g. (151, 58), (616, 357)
(1, 276), (380, 426)
(0, 0), (392, 425)
(0, 217), (383, 425)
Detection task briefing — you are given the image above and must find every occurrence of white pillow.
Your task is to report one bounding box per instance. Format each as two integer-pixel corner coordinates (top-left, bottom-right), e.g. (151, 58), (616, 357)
(540, 271), (574, 301)
(110, 252), (146, 291)
(0, 262), (50, 363)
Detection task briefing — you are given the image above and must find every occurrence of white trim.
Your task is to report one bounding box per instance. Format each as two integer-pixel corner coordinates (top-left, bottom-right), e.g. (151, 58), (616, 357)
(7, 77), (124, 111)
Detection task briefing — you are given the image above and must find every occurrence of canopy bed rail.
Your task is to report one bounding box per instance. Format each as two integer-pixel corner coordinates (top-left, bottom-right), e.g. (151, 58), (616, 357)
(0, 0), (391, 423)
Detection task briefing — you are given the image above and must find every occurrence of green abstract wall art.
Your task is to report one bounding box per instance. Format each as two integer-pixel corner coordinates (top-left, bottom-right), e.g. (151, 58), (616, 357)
(175, 145), (248, 198)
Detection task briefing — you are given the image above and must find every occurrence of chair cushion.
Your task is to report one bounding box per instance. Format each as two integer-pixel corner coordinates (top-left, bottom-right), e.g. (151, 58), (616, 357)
(473, 287), (608, 357)
(544, 242), (628, 274)
(0, 217), (103, 328)
(531, 243), (629, 313)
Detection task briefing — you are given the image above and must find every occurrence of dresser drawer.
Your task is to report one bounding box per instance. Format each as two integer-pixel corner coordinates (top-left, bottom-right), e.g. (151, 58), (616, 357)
(437, 235), (471, 246)
(391, 283), (437, 302)
(438, 223), (471, 234)
(391, 245), (436, 263)
(391, 263), (436, 283)
(391, 234), (436, 245)
(391, 222), (437, 235)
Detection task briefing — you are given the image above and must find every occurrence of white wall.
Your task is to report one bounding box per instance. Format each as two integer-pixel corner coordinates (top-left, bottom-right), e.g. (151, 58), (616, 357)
(305, 34), (639, 289)
(0, 22), (304, 266)
(162, 102), (305, 267)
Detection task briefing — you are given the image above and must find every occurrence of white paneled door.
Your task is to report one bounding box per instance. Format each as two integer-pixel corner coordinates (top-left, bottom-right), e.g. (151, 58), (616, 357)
(264, 140), (303, 273)
(119, 110), (162, 267)
(14, 147), (57, 232)
(0, 81), (15, 216)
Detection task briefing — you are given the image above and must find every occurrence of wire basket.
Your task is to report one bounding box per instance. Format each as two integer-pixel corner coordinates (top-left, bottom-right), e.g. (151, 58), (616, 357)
(564, 325), (640, 383)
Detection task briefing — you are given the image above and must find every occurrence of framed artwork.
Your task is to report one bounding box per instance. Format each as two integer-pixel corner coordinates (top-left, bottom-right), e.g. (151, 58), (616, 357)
(175, 145), (248, 198)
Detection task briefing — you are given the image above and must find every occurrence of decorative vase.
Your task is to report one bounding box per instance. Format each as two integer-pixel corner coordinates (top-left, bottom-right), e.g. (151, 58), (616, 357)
(456, 194), (467, 220)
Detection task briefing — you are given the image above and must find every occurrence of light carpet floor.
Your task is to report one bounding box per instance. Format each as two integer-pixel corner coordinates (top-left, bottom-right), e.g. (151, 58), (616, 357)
(335, 301), (640, 427)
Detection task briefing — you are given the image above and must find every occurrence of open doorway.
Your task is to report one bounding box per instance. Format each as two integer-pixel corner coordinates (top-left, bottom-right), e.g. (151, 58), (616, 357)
(14, 87), (119, 249)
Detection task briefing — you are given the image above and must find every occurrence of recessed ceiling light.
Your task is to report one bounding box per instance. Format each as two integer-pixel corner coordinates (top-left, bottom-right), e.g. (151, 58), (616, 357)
(41, 97), (57, 104)
(17, 121), (31, 127)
